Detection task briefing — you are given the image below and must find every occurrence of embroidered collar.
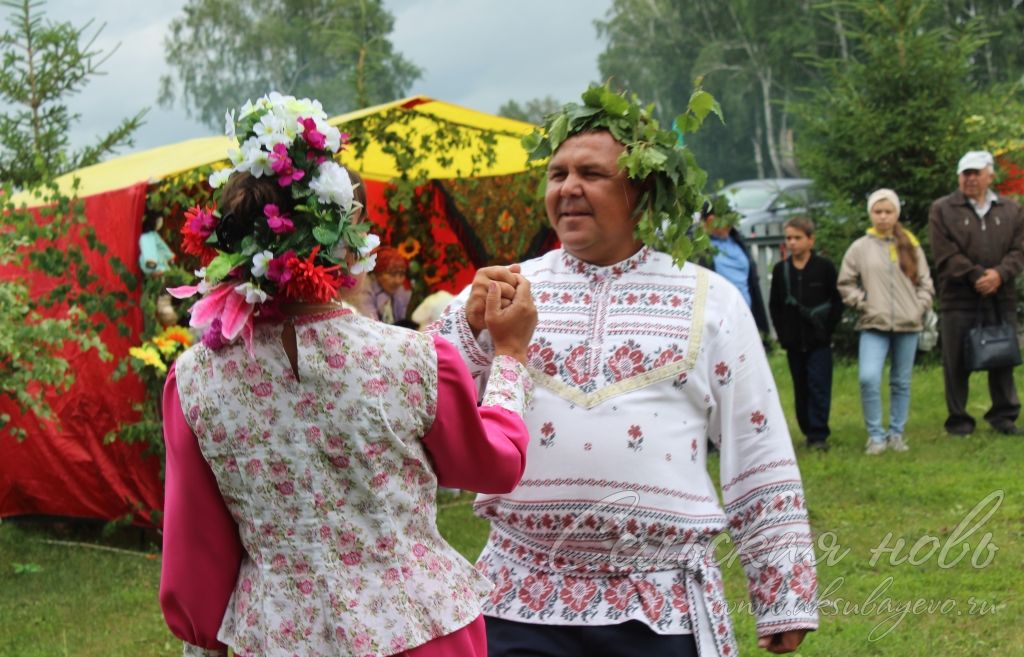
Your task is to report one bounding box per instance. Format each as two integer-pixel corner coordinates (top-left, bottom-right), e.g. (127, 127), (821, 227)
(560, 246), (652, 282)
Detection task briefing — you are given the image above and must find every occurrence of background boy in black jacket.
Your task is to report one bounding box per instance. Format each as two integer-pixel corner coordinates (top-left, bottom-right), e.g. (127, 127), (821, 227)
(769, 217), (845, 451)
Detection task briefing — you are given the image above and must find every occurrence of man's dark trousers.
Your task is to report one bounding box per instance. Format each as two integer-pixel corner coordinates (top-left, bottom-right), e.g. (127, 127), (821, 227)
(786, 345), (833, 444)
(940, 305), (1020, 432)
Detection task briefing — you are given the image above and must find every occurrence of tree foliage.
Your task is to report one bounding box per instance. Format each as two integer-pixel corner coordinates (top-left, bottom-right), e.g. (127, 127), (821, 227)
(160, 0), (421, 129)
(497, 96), (561, 126)
(793, 0), (1010, 231)
(596, 0), (842, 183)
(594, 0), (1024, 186)
(0, 0), (146, 188)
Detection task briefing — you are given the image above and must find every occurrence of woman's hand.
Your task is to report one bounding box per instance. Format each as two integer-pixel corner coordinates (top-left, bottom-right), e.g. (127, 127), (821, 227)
(466, 265), (520, 335)
(485, 274), (536, 364)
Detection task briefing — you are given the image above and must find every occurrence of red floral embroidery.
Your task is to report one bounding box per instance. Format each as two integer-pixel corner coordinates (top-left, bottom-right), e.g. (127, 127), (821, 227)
(652, 347), (681, 369)
(670, 583), (690, 614)
(540, 421), (556, 448)
(635, 580), (666, 621)
(789, 560), (817, 604)
(564, 345), (591, 385)
(608, 344), (646, 381)
(750, 410), (768, 434)
(490, 566), (515, 606)
(714, 361), (732, 385)
(518, 573), (556, 612)
(627, 424), (644, 451)
(527, 338), (558, 377)
(559, 576), (599, 612)
(602, 578), (636, 611)
(751, 565), (784, 606)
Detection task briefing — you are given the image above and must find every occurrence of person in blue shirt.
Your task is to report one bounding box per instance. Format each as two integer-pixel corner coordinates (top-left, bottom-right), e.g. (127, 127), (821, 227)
(700, 199), (770, 335)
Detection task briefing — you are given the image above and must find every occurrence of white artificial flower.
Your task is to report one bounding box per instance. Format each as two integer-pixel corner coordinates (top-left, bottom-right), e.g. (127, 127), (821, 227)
(309, 161), (354, 209)
(208, 168), (232, 189)
(227, 145), (246, 169)
(251, 250), (274, 278)
(323, 125), (343, 153)
(238, 99), (258, 119)
(224, 109), (236, 141)
(358, 232), (380, 256)
(239, 137), (273, 178)
(234, 282), (268, 305)
(254, 113), (288, 149)
(350, 254), (377, 275)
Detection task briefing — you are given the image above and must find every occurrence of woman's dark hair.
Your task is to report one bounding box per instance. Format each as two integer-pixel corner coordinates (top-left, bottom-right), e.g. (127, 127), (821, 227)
(216, 172), (293, 252)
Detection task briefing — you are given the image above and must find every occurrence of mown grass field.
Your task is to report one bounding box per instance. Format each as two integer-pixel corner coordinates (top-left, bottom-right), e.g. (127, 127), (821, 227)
(2, 355), (1022, 656)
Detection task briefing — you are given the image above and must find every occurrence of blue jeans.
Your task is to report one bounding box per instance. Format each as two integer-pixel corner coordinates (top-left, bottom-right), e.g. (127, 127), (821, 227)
(859, 330), (919, 441)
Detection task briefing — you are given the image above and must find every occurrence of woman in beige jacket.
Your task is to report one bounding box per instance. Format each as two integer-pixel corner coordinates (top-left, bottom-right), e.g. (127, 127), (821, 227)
(838, 188), (935, 455)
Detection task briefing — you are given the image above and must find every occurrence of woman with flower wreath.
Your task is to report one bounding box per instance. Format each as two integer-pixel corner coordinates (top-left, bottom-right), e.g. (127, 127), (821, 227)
(158, 93), (538, 657)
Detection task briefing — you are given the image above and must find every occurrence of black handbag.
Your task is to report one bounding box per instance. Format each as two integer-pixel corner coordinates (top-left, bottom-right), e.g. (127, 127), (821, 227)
(963, 300), (1022, 371)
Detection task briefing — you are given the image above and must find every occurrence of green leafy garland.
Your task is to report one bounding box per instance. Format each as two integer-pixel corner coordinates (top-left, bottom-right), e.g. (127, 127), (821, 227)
(522, 83), (722, 265)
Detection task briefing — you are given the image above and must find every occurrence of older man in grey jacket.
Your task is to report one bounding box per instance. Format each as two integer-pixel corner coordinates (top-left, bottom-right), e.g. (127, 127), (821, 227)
(928, 150), (1024, 436)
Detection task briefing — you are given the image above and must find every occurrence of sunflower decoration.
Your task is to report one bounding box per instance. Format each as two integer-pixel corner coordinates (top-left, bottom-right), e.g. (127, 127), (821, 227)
(130, 325), (195, 375)
(397, 237), (421, 260)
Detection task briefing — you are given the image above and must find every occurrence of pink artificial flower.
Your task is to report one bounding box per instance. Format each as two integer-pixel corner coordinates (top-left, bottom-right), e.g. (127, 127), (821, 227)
(188, 281), (257, 353)
(266, 250), (296, 283)
(269, 143), (305, 187)
(300, 117), (326, 150)
(264, 204), (295, 234)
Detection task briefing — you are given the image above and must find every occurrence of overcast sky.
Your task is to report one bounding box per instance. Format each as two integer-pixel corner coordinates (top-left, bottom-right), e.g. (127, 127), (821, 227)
(43, 0), (612, 156)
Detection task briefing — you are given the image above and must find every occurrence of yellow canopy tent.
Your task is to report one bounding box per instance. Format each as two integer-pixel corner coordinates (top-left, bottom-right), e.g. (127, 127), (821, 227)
(13, 95), (536, 202)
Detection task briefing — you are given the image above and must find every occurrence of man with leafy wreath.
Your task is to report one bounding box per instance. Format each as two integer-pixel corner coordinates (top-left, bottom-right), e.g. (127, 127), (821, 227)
(430, 86), (818, 656)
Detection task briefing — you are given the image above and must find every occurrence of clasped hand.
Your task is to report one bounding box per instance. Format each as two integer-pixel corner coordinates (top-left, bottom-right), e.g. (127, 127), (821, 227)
(975, 268), (1002, 296)
(467, 265), (537, 364)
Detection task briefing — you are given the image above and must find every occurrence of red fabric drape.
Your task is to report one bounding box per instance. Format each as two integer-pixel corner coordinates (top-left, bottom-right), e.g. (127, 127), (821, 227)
(362, 179), (476, 294)
(0, 183), (162, 526)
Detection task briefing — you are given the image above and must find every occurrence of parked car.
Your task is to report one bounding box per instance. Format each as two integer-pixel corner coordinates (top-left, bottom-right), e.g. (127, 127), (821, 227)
(720, 178), (818, 239)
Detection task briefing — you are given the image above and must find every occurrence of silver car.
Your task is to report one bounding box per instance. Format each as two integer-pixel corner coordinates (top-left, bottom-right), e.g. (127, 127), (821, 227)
(721, 178), (817, 239)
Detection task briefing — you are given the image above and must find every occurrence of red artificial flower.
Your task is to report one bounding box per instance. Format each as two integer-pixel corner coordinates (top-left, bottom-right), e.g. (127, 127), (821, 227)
(279, 246), (342, 303)
(181, 204), (219, 264)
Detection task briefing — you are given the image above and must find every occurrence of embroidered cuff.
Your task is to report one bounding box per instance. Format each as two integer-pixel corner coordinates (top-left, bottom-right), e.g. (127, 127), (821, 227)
(481, 356), (533, 416)
(455, 307), (495, 373)
(182, 642), (227, 657)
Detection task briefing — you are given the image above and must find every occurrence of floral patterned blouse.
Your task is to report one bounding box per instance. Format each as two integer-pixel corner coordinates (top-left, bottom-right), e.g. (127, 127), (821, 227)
(160, 309), (533, 657)
(430, 248), (819, 657)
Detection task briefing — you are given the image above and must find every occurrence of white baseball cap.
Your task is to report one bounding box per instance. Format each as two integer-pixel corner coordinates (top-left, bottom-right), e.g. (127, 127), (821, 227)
(957, 150), (994, 174)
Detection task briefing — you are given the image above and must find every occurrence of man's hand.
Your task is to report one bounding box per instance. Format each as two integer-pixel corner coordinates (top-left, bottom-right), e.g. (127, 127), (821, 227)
(757, 629), (808, 654)
(485, 274), (537, 364)
(466, 264), (521, 335)
(975, 268), (1002, 296)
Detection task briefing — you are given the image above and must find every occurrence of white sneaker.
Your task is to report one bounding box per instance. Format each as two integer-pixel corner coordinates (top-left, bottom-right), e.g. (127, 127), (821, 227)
(888, 435), (909, 452)
(865, 440), (888, 455)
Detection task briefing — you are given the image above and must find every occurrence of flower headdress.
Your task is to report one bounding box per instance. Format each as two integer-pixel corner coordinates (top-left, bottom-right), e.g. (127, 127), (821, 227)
(169, 92), (379, 352)
(522, 83), (721, 265)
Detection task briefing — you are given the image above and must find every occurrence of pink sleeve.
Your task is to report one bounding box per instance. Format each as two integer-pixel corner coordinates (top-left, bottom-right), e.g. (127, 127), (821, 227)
(422, 335), (530, 493)
(159, 364), (244, 657)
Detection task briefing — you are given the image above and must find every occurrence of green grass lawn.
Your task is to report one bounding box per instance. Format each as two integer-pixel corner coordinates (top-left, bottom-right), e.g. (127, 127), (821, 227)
(2, 356), (1023, 656)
